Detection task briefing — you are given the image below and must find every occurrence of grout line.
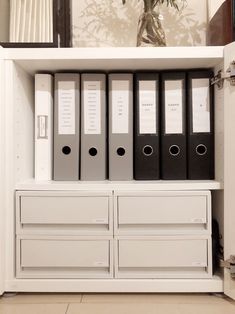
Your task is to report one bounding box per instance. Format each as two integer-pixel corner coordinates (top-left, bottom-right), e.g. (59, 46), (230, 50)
(65, 303), (70, 314)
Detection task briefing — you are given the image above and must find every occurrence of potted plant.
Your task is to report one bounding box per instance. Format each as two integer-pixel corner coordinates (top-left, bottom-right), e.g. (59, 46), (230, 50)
(122, 0), (186, 47)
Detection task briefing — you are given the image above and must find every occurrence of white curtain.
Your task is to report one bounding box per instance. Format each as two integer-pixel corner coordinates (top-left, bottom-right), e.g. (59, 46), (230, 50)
(9, 0), (53, 42)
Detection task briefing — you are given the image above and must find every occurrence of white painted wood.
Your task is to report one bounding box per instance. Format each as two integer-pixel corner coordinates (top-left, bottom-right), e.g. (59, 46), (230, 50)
(4, 47), (223, 74)
(115, 236), (212, 279)
(4, 276), (223, 293)
(0, 46), (227, 294)
(223, 42), (235, 300)
(0, 49), (5, 295)
(17, 236), (113, 279)
(15, 179), (222, 191)
(4, 61), (35, 289)
(115, 191), (211, 235)
(16, 191), (112, 235)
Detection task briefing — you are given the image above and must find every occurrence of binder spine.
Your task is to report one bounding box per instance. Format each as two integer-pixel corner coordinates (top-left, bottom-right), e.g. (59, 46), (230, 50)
(161, 72), (187, 180)
(80, 73), (107, 181)
(35, 74), (53, 181)
(109, 73), (133, 181)
(53, 73), (80, 181)
(134, 73), (160, 180)
(187, 70), (214, 179)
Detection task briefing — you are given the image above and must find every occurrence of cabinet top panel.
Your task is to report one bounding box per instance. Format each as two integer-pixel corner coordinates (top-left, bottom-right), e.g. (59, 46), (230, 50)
(3, 47), (224, 74)
(15, 179), (222, 191)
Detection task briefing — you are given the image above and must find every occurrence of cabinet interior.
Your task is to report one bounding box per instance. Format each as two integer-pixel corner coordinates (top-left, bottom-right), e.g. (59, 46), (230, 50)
(3, 48), (227, 290)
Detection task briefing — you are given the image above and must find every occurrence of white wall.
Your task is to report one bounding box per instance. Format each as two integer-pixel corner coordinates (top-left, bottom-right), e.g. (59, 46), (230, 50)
(0, 0), (10, 42)
(72, 0), (208, 47)
(208, 0), (226, 20)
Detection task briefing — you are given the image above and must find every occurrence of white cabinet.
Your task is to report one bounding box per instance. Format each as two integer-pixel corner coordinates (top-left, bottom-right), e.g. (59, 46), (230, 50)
(115, 237), (211, 278)
(17, 236), (113, 278)
(115, 191), (211, 235)
(0, 48), (5, 295)
(1, 45), (235, 296)
(16, 191), (113, 235)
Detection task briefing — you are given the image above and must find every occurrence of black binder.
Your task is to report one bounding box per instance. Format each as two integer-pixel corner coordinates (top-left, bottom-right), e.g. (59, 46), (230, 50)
(187, 70), (214, 179)
(161, 72), (187, 180)
(134, 73), (160, 180)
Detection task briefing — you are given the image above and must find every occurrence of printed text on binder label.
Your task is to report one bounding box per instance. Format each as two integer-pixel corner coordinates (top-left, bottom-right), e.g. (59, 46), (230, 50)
(84, 81), (101, 134)
(139, 80), (156, 134)
(192, 78), (210, 133)
(165, 80), (183, 134)
(112, 80), (129, 134)
(58, 81), (76, 135)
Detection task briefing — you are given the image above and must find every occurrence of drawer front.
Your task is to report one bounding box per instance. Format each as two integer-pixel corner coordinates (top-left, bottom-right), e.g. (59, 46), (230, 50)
(17, 194), (111, 234)
(17, 237), (113, 278)
(115, 237), (211, 278)
(116, 193), (210, 234)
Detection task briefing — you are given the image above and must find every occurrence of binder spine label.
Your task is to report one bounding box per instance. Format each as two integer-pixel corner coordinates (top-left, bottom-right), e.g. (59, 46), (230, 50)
(192, 78), (210, 133)
(37, 115), (48, 139)
(165, 80), (183, 134)
(84, 81), (101, 134)
(58, 81), (75, 135)
(112, 80), (129, 134)
(139, 80), (156, 134)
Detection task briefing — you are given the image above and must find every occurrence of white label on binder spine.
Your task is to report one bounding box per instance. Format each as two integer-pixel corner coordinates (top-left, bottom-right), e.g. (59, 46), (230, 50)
(139, 80), (156, 134)
(192, 78), (210, 133)
(84, 81), (101, 134)
(58, 81), (75, 135)
(165, 80), (183, 134)
(112, 80), (129, 134)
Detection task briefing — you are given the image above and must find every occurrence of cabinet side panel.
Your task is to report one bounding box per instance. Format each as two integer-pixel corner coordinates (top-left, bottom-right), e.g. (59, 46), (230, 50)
(214, 61), (224, 183)
(0, 58), (5, 295)
(223, 42), (235, 299)
(14, 63), (34, 183)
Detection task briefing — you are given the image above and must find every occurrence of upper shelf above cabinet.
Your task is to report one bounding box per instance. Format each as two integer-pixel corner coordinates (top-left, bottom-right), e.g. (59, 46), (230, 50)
(3, 46), (224, 74)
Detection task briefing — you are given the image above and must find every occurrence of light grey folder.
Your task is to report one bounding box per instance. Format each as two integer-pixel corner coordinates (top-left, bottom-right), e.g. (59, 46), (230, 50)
(80, 73), (107, 180)
(54, 73), (80, 181)
(109, 73), (133, 180)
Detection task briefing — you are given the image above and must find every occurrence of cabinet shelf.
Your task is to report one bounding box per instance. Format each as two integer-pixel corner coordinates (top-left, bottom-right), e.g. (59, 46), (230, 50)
(4, 46), (224, 73)
(15, 179), (222, 191)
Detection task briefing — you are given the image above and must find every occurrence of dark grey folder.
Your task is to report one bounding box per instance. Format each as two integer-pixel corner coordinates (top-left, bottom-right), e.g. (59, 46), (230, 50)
(161, 72), (187, 180)
(187, 70), (214, 179)
(109, 73), (133, 181)
(54, 73), (80, 181)
(80, 73), (107, 180)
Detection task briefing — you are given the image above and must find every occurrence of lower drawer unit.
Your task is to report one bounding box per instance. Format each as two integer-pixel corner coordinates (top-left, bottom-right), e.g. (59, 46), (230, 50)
(16, 236), (113, 278)
(115, 191), (211, 235)
(16, 191), (112, 235)
(115, 237), (212, 279)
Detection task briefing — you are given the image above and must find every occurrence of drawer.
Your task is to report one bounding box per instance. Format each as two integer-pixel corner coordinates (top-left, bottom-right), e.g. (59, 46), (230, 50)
(115, 237), (212, 278)
(17, 236), (113, 278)
(16, 192), (112, 235)
(115, 192), (211, 235)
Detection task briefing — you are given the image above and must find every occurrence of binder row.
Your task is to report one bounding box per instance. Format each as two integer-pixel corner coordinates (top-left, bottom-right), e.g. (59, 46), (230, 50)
(35, 71), (214, 181)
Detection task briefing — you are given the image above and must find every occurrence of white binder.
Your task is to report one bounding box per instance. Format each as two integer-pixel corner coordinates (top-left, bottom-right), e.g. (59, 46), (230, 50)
(35, 74), (53, 181)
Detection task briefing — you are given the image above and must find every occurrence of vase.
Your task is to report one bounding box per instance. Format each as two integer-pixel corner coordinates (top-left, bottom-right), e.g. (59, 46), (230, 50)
(137, 0), (166, 47)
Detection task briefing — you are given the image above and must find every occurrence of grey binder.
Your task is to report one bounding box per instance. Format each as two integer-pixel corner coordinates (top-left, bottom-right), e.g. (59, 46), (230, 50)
(54, 73), (80, 181)
(109, 73), (133, 180)
(80, 73), (107, 180)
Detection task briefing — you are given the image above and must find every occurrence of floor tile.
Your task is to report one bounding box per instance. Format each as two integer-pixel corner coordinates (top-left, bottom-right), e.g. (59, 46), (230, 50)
(81, 293), (228, 304)
(0, 303), (68, 314)
(179, 303), (235, 314)
(67, 303), (182, 314)
(0, 293), (82, 304)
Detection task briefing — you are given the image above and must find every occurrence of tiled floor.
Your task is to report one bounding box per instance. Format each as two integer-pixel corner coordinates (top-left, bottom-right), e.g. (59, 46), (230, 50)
(0, 293), (234, 314)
